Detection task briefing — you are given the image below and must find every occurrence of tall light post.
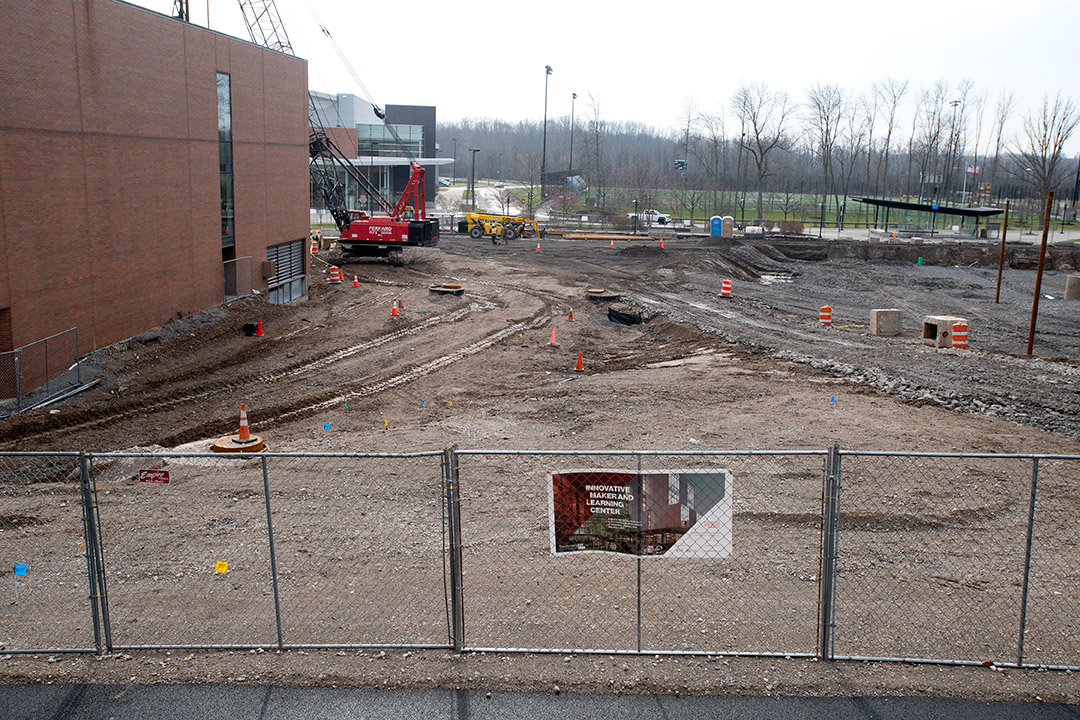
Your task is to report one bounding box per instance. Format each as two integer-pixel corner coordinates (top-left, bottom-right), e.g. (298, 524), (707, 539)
(568, 92), (577, 175)
(468, 148), (480, 211)
(452, 137), (458, 184)
(541, 65), (552, 200)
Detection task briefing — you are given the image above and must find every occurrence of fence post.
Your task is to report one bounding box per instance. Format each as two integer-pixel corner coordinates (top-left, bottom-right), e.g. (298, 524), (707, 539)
(14, 352), (21, 412)
(261, 456), (285, 649)
(443, 445), (465, 651)
(83, 453), (113, 651)
(1017, 457), (1039, 667)
(818, 443), (841, 661)
(635, 453), (643, 653)
(79, 453), (102, 653)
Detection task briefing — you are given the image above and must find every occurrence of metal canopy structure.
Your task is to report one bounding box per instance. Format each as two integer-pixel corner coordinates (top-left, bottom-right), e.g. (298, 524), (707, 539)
(852, 197), (1005, 236)
(852, 197), (1004, 218)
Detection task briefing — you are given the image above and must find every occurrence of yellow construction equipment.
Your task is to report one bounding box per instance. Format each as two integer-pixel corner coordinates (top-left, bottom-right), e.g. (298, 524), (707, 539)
(461, 213), (544, 242)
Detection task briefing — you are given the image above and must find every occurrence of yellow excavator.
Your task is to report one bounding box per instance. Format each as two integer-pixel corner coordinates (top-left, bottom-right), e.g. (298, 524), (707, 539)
(460, 213), (544, 243)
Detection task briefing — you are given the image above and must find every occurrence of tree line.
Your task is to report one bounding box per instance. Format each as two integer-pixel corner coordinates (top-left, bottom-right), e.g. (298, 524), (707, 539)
(438, 81), (1079, 225)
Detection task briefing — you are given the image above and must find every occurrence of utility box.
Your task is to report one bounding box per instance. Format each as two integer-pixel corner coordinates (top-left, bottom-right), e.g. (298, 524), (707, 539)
(722, 216), (734, 239)
(710, 216), (723, 236)
(922, 315), (967, 348)
(870, 309), (902, 336)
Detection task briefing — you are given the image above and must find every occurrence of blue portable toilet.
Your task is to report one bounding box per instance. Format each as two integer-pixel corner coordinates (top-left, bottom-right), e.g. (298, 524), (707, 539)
(710, 216), (723, 236)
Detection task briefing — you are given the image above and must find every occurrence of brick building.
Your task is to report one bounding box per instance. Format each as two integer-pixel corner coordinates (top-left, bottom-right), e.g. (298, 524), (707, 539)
(0, 0), (310, 372)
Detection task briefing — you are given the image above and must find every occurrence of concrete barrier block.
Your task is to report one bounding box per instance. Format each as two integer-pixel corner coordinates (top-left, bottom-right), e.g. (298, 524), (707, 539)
(1066, 274), (1080, 300)
(922, 315), (968, 348)
(871, 309), (902, 336)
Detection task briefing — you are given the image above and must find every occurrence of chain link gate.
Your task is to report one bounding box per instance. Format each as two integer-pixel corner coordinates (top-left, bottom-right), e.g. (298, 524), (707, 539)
(86, 451), (451, 652)
(452, 450), (830, 656)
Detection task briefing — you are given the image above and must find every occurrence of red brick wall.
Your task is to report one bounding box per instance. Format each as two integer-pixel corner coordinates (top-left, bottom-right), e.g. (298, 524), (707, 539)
(0, 0), (308, 353)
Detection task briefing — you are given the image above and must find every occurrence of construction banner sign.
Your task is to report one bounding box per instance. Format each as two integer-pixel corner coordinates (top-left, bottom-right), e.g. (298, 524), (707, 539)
(547, 469), (733, 558)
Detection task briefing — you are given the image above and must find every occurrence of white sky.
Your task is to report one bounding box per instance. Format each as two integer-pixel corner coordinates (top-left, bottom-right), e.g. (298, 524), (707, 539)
(135, 0), (1079, 153)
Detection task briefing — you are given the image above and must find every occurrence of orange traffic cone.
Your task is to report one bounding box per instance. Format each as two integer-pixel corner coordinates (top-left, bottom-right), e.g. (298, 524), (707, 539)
(255, 319), (263, 337)
(549, 326), (557, 345)
(211, 402), (267, 452)
(609, 239), (615, 249)
(659, 239), (665, 249)
(238, 402), (252, 442)
(536, 242), (541, 252)
(575, 351), (584, 372)
(391, 298), (399, 316)
(568, 308), (574, 321)
(353, 274), (359, 287)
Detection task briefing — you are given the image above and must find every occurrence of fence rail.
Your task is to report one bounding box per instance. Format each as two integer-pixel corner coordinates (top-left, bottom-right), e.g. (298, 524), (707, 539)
(0, 447), (1076, 669)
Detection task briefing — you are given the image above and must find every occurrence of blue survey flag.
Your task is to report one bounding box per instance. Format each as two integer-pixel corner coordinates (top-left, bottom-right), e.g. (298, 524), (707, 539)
(13, 564), (27, 576)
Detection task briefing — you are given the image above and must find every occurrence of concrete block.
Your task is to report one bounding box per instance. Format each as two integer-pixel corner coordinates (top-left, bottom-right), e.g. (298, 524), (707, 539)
(870, 309), (902, 336)
(1066, 275), (1080, 300)
(922, 315), (968, 348)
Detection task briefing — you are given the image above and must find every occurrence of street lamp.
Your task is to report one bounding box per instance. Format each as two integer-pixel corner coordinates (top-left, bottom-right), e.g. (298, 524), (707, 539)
(452, 138), (458, 184)
(541, 65), (552, 200)
(633, 199), (638, 234)
(568, 92), (577, 175)
(468, 148), (480, 211)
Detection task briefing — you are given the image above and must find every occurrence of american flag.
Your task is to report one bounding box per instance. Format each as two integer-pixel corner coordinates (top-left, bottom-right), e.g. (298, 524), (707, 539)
(966, 164), (982, 173)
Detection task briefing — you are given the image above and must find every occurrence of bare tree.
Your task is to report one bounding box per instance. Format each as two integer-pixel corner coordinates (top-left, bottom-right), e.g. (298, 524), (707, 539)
(966, 91), (987, 204)
(835, 97), (869, 228)
(1009, 92), (1080, 199)
(806, 83), (845, 211)
(986, 89), (1016, 195)
(518, 150), (540, 215)
(913, 81), (949, 202)
(584, 94), (609, 211)
(733, 82), (792, 222)
(940, 79), (975, 202)
(873, 77), (908, 198)
(693, 109), (728, 215)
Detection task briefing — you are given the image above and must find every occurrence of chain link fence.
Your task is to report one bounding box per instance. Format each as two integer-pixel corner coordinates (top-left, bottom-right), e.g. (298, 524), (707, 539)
(0, 328), (82, 416)
(0, 448), (1076, 669)
(0, 453), (96, 652)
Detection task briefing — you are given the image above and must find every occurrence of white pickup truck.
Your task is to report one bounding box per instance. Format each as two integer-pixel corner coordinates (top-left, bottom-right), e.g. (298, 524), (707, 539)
(627, 208), (671, 225)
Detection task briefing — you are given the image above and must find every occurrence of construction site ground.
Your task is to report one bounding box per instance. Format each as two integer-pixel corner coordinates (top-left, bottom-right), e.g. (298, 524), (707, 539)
(2, 230), (1079, 703)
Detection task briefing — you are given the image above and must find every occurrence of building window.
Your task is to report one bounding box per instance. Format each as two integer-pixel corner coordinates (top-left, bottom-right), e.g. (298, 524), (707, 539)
(217, 73), (234, 247)
(356, 124), (423, 158)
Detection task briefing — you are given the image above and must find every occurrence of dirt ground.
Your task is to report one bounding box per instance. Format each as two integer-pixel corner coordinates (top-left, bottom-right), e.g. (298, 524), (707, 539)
(2, 230), (1079, 701)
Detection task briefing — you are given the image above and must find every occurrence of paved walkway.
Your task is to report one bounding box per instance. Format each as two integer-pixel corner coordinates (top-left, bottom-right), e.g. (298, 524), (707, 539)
(4, 684), (1078, 720)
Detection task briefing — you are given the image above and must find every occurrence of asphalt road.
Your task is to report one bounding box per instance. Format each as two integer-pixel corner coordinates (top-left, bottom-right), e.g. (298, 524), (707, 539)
(3, 684), (1079, 720)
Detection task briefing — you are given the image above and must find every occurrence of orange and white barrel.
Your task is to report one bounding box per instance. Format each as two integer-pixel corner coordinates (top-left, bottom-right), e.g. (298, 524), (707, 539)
(720, 279), (732, 297)
(819, 305), (832, 326)
(328, 266), (342, 284)
(310, 238), (318, 256)
(952, 322), (969, 349)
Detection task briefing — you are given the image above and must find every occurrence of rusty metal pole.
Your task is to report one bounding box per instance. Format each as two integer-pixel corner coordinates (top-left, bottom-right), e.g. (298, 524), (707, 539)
(1026, 192), (1054, 356)
(994, 200), (1010, 303)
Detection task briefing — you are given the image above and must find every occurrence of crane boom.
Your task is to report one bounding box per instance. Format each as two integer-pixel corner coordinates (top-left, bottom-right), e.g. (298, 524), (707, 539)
(236, 0), (438, 265)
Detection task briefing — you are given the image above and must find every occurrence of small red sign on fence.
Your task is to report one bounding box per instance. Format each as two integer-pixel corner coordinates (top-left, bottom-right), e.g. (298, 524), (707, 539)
(138, 469), (170, 485)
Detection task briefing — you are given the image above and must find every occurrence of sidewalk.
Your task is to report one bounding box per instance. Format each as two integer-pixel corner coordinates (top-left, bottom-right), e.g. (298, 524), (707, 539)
(3, 684), (1077, 720)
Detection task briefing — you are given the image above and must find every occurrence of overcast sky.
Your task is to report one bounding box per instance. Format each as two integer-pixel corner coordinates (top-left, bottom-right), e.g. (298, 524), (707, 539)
(137, 0), (1079, 153)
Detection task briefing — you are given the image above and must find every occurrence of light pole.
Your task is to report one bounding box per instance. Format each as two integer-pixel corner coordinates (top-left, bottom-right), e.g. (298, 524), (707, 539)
(452, 138), (458, 184)
(633, 199), (638, 234)
(468, 148), (480, 211)
(568, 92), (577, 176)
(541, 65), (552, 200)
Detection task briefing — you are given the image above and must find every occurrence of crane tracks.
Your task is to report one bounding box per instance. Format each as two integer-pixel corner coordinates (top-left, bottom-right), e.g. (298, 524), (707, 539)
(158, 305), (557, 447)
